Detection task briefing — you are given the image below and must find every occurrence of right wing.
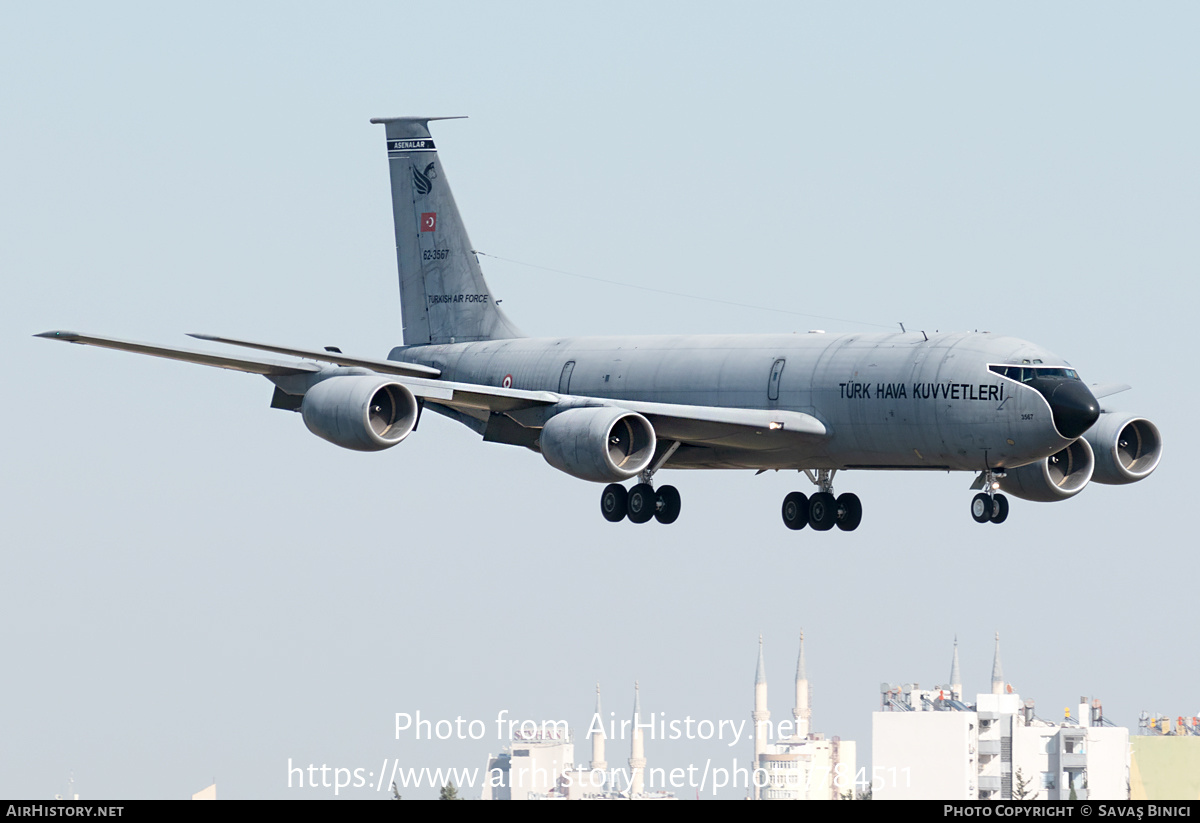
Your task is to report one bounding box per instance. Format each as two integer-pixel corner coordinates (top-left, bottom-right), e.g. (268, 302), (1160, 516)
(36, 331), (442, 379)
(1089, 382), (1132, 399)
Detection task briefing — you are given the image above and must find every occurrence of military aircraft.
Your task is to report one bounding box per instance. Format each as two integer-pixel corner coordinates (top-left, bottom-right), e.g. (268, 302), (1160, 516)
(38, 117), (1161, 531)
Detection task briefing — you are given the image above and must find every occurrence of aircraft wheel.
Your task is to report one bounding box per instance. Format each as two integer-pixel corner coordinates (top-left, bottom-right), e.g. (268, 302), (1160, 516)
(835, 492), (862, 531)
(627, 483), (657, 524)
(971, 493), (992, 523)
(781, 492), (809, 531)
(654, 485), (681, 524)
(990, 493), (1009, 524)
(808, 492), (837, 531)
(601, 483), (628, 522)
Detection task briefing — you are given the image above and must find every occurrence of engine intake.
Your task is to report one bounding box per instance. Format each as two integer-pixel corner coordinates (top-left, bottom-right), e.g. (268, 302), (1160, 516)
(1083, 413), (1162, 485)
(998, 438), (1094, 502)
(540, 406), (657, 483)
(301, 376), (419, 451)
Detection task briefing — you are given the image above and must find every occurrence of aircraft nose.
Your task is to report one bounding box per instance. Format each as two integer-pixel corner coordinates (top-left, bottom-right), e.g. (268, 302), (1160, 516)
(1046, 380), (1100, 440)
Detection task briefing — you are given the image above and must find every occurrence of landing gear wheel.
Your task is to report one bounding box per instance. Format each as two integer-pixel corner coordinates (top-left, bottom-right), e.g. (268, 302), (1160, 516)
(601, 483), (628, 523)
(809, 492), (837, 531)
(626, 483), (657, 524)
(782, 492), (809, 531)
(990, 493), (1009, 524)
(971, 493), (992, 523)
(654, 485), (681, 524)
(835, 492), (862, 531)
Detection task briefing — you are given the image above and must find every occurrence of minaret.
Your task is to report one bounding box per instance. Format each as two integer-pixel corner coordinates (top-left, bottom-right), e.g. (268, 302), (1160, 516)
(753, 635), (770, 799)
(991, 632), (1005, 695)
(590, 683), (607, 775)
(949, 635), (963, 701)
(629, 681), (645, 797)
(793, 630), (811, 739)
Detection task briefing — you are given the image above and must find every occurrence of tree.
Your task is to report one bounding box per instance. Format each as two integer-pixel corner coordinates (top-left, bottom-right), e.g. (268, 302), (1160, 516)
(1014, 768), (1033, 800)
(440, 781), (460, 800)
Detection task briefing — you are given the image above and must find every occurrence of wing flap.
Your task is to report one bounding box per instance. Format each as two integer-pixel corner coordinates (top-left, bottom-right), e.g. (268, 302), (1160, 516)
(613, 400), (827, 440)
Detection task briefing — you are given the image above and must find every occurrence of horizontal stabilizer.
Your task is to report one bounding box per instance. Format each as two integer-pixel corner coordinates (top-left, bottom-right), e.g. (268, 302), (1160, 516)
(186, 334), (441, 378)
(35, 331), (319, 376)
(368, 116), (467, 125)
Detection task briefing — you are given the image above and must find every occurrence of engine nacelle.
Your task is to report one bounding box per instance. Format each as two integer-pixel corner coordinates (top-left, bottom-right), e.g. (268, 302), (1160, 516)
(301, 376), (419, 452)
(539, 406), (657, 483)
(1082, 412), (1162, 485)
(998, 438), (1094, 502)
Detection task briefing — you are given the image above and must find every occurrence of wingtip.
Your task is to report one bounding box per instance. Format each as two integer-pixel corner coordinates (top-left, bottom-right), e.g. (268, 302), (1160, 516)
(35, 330), (77, 340)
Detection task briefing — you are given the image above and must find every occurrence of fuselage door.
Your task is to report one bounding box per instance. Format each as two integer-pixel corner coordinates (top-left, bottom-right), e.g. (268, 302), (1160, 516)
(768, 358), (786, 403)
(559, 360), (576, 394)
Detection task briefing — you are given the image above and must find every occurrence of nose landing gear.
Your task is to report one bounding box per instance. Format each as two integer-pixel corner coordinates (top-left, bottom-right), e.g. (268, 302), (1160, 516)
(970, 470), (1009, 524)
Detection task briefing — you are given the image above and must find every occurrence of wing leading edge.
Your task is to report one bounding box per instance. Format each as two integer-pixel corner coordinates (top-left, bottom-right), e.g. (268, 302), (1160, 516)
(186, 333), (442, 378)
(34, 331), (320, 376)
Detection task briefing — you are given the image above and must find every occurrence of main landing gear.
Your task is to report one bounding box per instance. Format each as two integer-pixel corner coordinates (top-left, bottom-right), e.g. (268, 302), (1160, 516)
(781, 469), (861, 533)
(601, 481), (682, 525)
(970, 469), (1009, 524)
(601, 443), (683, 525)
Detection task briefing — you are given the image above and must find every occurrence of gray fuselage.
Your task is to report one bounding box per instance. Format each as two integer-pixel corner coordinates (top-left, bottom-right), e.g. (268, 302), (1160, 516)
(390, 330), (1080, 473)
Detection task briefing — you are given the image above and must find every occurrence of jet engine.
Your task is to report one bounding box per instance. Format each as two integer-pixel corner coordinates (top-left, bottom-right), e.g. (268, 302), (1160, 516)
(1082, 412), (1162, 485)
(539, 406), (657, 483)
(301, 376), (420, 451)
(997, 438), (1094, 502)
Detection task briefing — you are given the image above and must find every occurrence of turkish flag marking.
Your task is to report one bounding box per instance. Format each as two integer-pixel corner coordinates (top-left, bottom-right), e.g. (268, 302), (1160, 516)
(420, 212), (437, 232)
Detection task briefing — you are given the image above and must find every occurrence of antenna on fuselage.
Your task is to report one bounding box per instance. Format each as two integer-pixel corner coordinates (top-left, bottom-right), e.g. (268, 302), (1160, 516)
(898, 322), (906, 333)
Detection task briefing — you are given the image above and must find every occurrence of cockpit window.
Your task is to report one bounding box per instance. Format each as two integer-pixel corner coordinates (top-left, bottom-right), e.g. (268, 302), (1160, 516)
(989, 365), (1080, 382)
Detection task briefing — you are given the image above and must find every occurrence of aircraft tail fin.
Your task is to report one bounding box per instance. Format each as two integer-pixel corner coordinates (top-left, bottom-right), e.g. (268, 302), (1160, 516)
(371, 117), (523, 346)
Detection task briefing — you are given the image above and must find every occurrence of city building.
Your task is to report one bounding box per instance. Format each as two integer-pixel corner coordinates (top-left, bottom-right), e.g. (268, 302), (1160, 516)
(481, 682), (674, 800)
(752, 633), (857, 800)
(873, 634), (1130, 801)
(1130, 712), (1200, 800)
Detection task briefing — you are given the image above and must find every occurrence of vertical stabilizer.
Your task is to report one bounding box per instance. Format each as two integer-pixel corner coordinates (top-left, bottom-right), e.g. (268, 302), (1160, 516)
(370, 117), (523, 346)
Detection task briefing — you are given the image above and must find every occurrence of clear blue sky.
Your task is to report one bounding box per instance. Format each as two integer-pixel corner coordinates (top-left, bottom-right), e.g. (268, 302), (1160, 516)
(2, 1), (1194, 798)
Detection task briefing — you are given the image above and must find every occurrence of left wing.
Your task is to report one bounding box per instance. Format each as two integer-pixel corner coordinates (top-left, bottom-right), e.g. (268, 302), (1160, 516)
(37, 331), (828, 452)
(178, 332), (828, 440)
(34, 331), (321, 376)
(186, 333), (442, 378)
